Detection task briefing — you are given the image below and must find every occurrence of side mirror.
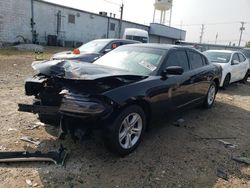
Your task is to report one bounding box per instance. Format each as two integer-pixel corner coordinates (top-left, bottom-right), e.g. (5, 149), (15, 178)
(231, 60), (239, 65)
(161, 66), (184, 77)
(103, 49), (112, 54)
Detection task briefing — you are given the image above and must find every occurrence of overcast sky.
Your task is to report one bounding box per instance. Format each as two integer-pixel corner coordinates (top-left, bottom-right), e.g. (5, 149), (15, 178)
(46, 0), (250, 46)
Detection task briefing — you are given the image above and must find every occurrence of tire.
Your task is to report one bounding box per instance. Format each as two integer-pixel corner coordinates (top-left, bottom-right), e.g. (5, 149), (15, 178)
(38, 114), (60, 126)
(203, 82), (217, 109)
(222, 74), (230, 89)
(103, 105), (146, 156)
(240, 70), (249, 84)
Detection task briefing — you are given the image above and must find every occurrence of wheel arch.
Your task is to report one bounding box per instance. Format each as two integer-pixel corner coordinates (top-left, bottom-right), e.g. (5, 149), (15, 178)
(119, 98), (151, 130)
(213, 78), (220, 92)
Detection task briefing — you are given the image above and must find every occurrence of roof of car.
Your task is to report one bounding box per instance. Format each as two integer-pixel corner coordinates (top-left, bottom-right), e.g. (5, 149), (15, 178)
(92, 38), (141, 43)
(126, 43), (198, 50)
(205, 50), (235, 53)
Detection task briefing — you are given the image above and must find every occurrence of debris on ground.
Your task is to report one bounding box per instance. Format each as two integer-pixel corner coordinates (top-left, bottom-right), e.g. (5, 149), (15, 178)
(217, 139), (237, 149)
(20, 136), (41, 145)
(0, 145), (7, 151)
(26, 179), (33, 186)
(232, 157), (250, 165)
(35, 122), (45, 126)
(0, 145), (68, 166)
(194, 135), (237, 140)
(7, 128), (17, 131)
(14, 44), (44, 52)
(25, 124), (40, 130)
(173, 118), (185, 127)
(216, 168), (229, 181)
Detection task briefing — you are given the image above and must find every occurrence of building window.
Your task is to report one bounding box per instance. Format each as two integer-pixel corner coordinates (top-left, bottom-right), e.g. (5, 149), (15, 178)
(110, 23), (115, 31)
(68, 14), (75, 24)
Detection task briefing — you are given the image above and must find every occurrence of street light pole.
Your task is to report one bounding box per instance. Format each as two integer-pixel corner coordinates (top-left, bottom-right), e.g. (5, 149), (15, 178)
(118, 3), (124, 38)
(238, 22), (245, 47)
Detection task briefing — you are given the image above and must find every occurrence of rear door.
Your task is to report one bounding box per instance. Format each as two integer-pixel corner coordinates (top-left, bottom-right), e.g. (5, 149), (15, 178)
(238, 53), (249, 79)
(187, 50), (212, 100)
(231, 53), (241, 82)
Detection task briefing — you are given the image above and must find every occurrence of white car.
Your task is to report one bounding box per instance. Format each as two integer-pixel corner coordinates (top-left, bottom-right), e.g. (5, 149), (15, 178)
(241, 48), (250, 76)
(204, 50), (249, 88)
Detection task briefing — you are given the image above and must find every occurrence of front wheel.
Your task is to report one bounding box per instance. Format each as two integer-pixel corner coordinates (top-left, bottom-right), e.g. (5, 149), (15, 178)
(103, 105), (146, 156)
(203, 82), (217, 109)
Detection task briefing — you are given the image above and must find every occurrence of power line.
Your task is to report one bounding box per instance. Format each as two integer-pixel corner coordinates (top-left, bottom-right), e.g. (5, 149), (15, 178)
(173, 21), (242, 27)
(103, 0), (121, 6)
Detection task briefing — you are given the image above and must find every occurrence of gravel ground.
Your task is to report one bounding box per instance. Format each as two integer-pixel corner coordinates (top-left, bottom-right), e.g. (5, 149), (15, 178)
(0, 50), (249, 188)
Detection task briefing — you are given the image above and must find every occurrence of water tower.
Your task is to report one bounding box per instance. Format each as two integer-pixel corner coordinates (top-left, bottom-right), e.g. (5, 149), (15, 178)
(153, 0), (173, 25)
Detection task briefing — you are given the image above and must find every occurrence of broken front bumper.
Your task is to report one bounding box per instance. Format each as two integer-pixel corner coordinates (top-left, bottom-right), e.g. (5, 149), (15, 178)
(18, 97), (112, 119)
(18, 104), (59, 115)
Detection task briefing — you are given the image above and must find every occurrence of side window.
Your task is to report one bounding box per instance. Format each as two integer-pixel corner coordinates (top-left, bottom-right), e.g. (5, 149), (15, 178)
(105, 42), (120, 51)
(238, 53), (246, 62)
(187, 51), (204, 69)
(202, 56), (209, 65)
(111, 42), (120, 49)
(165, 51), (189, 71)
(232, 53), (240, 62)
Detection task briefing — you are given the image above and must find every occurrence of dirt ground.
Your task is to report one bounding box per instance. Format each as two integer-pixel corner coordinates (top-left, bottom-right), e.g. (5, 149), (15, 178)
(0, 48), (249, 188)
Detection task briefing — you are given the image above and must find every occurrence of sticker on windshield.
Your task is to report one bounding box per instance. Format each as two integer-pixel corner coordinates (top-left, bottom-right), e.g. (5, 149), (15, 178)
(139, 61), (157, 71)
(217, 57), (227, 61)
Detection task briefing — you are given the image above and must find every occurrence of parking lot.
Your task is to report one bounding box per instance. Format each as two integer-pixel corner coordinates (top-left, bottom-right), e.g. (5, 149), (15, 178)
(0, 48), (250, 188)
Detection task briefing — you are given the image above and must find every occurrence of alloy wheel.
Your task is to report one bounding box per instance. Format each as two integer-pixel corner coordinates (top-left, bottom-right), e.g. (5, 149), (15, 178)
(118, 113), (143, 149)
(207, 85), (216, 105)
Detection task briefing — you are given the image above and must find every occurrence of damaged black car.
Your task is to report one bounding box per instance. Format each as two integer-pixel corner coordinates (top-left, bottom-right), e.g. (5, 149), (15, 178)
(19, 44), (222, 156)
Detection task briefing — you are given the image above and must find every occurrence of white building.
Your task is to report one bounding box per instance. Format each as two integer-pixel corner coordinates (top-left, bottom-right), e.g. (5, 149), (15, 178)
(0, 0), (186, 47)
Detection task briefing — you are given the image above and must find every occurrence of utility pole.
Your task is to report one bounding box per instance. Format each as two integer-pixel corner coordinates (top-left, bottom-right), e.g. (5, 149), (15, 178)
(199, 24), (205, 43)
(238, 21), (245, 47)
(169, 4), (173, 27)
(104, 0), (124, 39)
(215, 32), (218, 44)
(118, 3), (124, 38)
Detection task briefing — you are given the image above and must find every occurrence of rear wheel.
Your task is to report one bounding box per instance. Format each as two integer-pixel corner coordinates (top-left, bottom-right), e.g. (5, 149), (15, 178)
(240, 70), (249, 84)
(203, 82), (217, 109)
(222, 74), (231, 89)
(103, 105), (146, 156)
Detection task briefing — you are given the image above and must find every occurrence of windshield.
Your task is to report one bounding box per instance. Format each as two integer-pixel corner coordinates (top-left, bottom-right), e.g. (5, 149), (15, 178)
(78, 40), (110, 53)
(204, 51), (231, 63)
(241, 49), (250, 58)
(94, 46), (165, 76)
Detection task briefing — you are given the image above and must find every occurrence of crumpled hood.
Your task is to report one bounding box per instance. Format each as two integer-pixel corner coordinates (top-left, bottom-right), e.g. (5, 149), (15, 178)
(32, 60), (144, 80)
(52, 51), (101, 62)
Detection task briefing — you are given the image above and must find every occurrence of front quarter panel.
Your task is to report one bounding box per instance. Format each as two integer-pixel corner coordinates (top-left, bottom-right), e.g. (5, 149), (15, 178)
(103, 76), (181, 118)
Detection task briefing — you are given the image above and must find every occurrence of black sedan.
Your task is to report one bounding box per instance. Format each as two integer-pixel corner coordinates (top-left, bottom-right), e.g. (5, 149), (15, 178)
(19, 44), (222, 156)
(51, 39), (140, 63)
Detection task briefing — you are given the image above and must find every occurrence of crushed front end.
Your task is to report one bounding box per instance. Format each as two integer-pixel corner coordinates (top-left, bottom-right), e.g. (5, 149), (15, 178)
(18, 74), (115, 141)
(18, 60), (145, 142)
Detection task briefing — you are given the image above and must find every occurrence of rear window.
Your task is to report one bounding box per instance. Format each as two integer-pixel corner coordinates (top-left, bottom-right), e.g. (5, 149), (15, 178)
(232, 53), (240, 62)
(241, 49), (250, 58)
(238, 53), (246, 62)
(187, 51), (204, 69)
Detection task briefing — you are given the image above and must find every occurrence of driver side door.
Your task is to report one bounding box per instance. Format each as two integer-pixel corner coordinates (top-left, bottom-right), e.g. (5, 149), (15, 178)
(162, 49), (196, 110)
